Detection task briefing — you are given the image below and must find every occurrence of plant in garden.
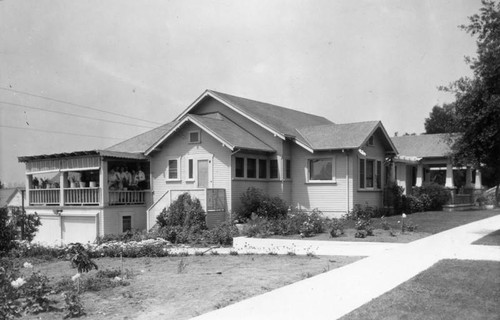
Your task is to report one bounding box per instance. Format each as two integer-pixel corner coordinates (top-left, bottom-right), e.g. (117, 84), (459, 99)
(329, 218), (345, 237)
(63, 291), (85, 319)
(66, 243), (98, 273)
(413, 183), (450, 210)
(237, 187), (288, 221)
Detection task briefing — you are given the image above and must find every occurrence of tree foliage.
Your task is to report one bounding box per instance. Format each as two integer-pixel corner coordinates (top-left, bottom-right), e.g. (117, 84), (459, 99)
(424, 103), (458, 134)
(441, 0), (500, 200)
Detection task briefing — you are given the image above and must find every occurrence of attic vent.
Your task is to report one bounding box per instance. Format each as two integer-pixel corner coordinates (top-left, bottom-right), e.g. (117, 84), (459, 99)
(189, 131), (200, 143)
(366, 136), (374, 146)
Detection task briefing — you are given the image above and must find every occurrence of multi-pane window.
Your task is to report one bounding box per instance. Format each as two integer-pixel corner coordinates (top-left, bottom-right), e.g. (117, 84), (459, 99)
(285, 159), (291, 179)
(168, 159), (178, 180)
(366, 160), (374, 188)
(235, 157), (245, 178)
(122, 216), (132, 233)
(189, 131), (200, 143)
(247, 158), (256, 178)
(359, 159), (365, 188)
(359, 158), (382, 189)
(309, 158), (332, 181)
(270, 159), (279, 179)
(258, 159), (267, 179)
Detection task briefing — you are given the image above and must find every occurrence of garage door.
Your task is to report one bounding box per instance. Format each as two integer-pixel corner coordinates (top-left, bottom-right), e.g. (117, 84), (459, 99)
(62, 216), (96, 244)
(34, 216), (61, 245)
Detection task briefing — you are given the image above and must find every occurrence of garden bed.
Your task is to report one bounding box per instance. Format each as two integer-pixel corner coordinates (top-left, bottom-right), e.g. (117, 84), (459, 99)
(249, 209), (500, 243)
(19, 254), (361, 320)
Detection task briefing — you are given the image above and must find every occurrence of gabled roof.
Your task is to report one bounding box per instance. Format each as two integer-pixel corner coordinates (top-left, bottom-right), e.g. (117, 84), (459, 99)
(296, 121), (397, 153)
(0, 188), (23, 208)
(391, 133), (456, 158)
(145, 113), (275, 155)
(176, 90), (333, 140)
(106, 122), (178, 153)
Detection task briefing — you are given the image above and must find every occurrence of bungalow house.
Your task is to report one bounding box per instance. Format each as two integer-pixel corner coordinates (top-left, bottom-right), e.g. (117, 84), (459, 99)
(18, 90), (397, 244)
(391, 133), (482, 208)
(0, 187), (25, 216)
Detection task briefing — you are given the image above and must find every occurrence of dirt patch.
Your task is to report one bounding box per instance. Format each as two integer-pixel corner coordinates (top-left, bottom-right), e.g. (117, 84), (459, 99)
(22, 255), (361, 320)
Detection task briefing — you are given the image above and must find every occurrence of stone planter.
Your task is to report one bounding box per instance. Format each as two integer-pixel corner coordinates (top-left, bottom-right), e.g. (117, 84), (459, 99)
(485, 204), (495, 210)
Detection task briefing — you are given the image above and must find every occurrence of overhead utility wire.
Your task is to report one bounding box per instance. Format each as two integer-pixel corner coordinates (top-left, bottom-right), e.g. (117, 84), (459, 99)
(0, 100), (156, 129)
(0, 124), (125, 140)
(0, 86), (163, 125)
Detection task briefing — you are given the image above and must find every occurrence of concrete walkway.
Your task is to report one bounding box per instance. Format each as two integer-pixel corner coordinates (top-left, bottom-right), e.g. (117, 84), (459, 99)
(191, 214), (500, 320)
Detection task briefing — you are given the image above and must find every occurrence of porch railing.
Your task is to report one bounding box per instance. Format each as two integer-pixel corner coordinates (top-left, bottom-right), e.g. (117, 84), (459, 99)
(30, 189), (60, 205)
(109, 190), (146, 205)
(448, 193), (474, 205)
(64, 188), (100, 205)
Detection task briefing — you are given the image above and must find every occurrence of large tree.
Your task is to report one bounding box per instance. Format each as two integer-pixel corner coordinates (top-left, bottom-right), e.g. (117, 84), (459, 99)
(442, 0), (500, 201)
(424, 103), (458, 134)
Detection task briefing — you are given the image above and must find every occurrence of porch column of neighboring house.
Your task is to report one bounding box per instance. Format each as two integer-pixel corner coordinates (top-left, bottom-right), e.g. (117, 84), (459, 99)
(59, 172), (67, 206)
(445, 161), (454, 188)
(415, 163), (423, 187)
(25, 174), (32, 205)
(100, 160), (108, 206)
(389, 161), (396, 183)
(475, 168), (482, 189)
(465, 166), (473, 189)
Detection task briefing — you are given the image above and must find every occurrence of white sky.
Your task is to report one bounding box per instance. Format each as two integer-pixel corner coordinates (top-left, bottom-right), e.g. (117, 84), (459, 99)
(0, 0), (481, 185)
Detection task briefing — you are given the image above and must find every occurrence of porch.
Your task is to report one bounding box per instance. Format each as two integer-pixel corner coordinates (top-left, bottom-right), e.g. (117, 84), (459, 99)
(19, 150), (151, 208)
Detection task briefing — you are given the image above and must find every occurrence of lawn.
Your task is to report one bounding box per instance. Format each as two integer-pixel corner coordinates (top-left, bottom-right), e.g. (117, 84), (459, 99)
(340, 259), (500, 320)
(269, 208), (500, 243)
(472, 229), (500, 246)
(20, 254), (361, 320)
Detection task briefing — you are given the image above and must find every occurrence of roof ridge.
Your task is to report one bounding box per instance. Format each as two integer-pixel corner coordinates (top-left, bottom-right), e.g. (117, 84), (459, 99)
(208, 90), (333, 122)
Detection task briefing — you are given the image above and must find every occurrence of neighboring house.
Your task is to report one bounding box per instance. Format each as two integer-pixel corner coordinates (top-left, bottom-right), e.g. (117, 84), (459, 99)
(18, 90), (397, 244)
(391, 133), (481, 209)
(0, 187), (25, 215)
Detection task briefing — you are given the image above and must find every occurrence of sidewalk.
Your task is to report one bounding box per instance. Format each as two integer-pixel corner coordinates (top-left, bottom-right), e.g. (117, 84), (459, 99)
(191, 214), (500, 320)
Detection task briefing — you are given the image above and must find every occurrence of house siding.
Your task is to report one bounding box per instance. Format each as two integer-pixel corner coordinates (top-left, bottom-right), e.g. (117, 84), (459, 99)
(352, 132), (387, 208)
(291, 147), (349, 217)
(150, 122), (232, 213)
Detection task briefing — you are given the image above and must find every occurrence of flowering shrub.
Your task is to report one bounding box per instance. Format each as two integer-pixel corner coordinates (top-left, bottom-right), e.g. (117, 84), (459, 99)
(156, 193), (207, 230)
(402, 195), (425, 213)
(236, 187), (288, 221)
(346, 205), (374, 237)
(329, 218), (345, 237)
(413, 183), (450, 210)
(202, 223), (239, 245)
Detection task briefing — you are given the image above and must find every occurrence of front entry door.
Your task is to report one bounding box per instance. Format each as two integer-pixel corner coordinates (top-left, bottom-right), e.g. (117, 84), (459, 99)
(197, 159), (209, 188)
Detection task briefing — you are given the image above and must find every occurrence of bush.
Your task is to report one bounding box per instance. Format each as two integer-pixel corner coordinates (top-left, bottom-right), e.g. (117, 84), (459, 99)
(329, 218), (344, 237)
(347, 205), (374, 236)
(385, 182), (405, 215)
(403, 195), (424, 213)
(0, 207), (17, 256)
(156, 193), (207, 230)
(237, 187), (288, 221)
(413, 183), (450, 210)
(202, 223), (239, 246)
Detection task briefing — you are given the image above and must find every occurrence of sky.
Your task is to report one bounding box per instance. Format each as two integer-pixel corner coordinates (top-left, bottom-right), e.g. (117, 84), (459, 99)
(0, 0), (482, 185)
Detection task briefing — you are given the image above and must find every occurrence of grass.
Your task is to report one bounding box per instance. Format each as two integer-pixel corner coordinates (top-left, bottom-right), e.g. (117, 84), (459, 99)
(21, 254), (361, 320)
(340, 259), (500, 320)
(472, 229), (500, 246)
(269, 209), (500, 243)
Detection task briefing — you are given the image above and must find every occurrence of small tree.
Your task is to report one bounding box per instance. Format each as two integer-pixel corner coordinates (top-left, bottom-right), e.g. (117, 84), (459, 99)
(0, 207), (16, 255)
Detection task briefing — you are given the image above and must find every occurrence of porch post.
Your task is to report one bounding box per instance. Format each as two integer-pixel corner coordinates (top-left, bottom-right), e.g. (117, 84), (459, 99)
(389, 162), (396, 184)
(474, 169), (482, 189)
(416, 164), (423, 187)
(445, 161), (454, 188)
(465, 166), (473, 189)
(25, 174), (32, 206)
(59, 172), (67, 206)
(100, 160), (108, 206)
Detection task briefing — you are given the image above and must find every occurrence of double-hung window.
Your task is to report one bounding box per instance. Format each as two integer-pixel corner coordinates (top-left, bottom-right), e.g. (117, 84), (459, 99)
(258, 159), (267, 179)
(270, 159), (279, 179)
(359, 158), (382, 189)
(235, 157), (245, 178)
(247, 158), (257, 178)
(167, 158), (180, 180)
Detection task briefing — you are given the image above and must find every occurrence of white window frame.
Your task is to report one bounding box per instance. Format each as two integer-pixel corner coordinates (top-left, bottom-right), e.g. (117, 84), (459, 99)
(359, 157), (382, 190)
(306, 157), (336, 184)
(188, 130), (201, 144)
(233, 156), (274, 180)
(166, 156), (181, 181)
(186, 158), (195, 181)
